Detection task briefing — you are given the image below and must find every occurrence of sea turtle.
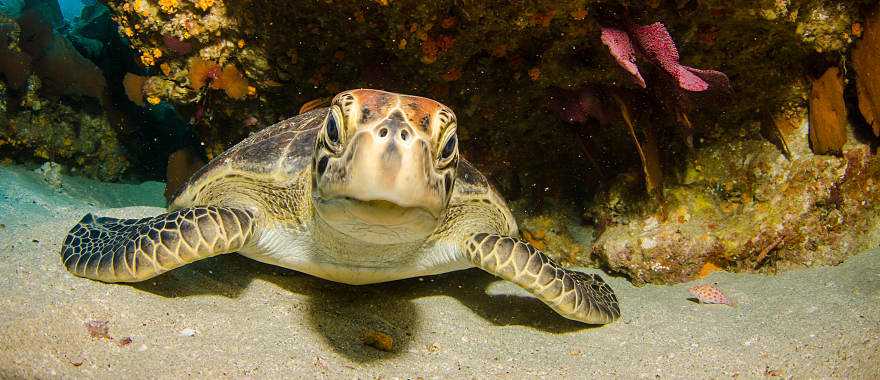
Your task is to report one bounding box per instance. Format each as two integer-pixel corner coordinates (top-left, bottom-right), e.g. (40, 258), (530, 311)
(60, 89), (620, 324)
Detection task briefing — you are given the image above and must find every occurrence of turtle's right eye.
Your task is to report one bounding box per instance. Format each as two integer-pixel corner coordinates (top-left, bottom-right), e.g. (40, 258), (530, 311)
(326, 113), (340, 144)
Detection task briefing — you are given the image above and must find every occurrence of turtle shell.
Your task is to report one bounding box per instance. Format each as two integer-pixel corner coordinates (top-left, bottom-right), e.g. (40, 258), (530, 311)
(168, 108), (326, 207)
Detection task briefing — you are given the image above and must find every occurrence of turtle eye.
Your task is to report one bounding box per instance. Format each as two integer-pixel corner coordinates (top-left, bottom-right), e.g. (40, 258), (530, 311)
(326, 112), (340, 144)
(440, 133), (457, 161)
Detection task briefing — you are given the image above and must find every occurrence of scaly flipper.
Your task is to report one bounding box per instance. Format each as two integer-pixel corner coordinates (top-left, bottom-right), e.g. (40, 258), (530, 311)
(61, 207), (255, 282)
(466, 233), (620, 324)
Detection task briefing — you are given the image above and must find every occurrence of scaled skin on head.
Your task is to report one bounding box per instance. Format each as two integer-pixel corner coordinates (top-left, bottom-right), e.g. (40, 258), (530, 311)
(312, 89), (460, 245)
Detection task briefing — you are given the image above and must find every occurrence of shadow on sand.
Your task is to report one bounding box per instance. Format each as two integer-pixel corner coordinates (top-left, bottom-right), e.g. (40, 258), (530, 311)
(128, 253), (601, 362)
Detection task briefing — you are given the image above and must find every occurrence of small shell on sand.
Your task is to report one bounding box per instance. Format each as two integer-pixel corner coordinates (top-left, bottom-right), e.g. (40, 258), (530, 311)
(362, 330), (394, 352)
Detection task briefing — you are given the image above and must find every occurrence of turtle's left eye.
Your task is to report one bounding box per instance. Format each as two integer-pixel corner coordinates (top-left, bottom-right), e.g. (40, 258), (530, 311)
(440, 133), (457, 160)
(326, 113), (340, 144)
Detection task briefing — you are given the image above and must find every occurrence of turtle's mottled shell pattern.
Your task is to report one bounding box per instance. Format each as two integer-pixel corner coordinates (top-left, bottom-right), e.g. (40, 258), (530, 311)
(169, 109), (325, 205)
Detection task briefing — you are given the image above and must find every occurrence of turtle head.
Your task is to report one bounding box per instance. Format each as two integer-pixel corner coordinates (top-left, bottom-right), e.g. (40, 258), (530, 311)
(311, 89), (459, 244)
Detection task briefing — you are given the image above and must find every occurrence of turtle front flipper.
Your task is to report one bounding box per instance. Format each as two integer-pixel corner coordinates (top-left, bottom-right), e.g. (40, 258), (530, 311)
(465, 233), (620, 324)
(61, 207), (256, 283)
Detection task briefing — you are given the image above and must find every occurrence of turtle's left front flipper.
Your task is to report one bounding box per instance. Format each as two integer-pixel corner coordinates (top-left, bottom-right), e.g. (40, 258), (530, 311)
(465, 233), (620, 324)
(61, 206), (256, 283)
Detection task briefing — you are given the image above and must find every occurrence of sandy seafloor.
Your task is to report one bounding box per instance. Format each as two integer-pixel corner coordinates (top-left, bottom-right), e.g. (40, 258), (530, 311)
(0, 164), (877, 379)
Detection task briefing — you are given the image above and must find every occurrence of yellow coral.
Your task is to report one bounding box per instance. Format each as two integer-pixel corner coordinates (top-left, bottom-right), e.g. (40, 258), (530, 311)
(158, 0), (179, 13)
(140, 51), (155, 66)
(247, 85), (256, 96)
(147, 96), (161, 105)
(122, 27), (134, 37)
(133, 0), (152, 16)
(152, 48), (163, 58)
(160, 63), (171, 76)
(194, 0), (215, 11)
(237, 39), (245, 48)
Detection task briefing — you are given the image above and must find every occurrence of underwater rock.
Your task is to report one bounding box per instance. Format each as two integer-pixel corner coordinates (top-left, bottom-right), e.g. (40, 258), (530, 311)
(808, 67), (848, 155)
(34, 161), (63, 190)
(20, 0), (63, 29)
(853, 9), (880, 137)
(518, 212), (582, 265)
(17, 9), (108, 103)
(2, 84), (128, 180)
(591, 116), (880, 285)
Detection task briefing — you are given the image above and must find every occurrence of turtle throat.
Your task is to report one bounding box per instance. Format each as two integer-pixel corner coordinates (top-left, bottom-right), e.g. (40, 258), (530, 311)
(312, 195), (439, 245)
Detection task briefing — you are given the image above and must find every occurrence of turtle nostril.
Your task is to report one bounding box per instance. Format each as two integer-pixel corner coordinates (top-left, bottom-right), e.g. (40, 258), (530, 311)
(378, 128), (389, 138)
(400, 129), (409, 141)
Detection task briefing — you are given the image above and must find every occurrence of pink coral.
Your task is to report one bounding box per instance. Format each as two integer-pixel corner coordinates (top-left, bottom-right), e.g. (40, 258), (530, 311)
(600, 28), (644, 88)
(601, 22), (729, 92)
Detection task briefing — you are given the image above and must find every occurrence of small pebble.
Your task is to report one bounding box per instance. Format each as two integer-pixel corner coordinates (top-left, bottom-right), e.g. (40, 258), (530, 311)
(179, 328), (197, 337)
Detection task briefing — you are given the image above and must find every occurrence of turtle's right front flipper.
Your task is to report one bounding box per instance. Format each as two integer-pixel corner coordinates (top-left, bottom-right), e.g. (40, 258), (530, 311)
(61, 207), (255, 282)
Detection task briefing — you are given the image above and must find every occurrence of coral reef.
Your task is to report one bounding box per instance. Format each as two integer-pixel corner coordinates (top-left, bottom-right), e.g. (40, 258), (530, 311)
(92, 0), (870, 199)
(590, 112), (880, 285)
(0, 8), (127, 180)
(2, 0), (879, 283)
(0, 77), (128, 180)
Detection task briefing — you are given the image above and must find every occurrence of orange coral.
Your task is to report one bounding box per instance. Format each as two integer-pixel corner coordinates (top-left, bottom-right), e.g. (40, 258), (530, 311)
(211, 65), (249, 99)
(528, 67), (541, 81)
(140, 50), (155, 66)
(158, 0), (179, 13)
(195, 0), (215, 11)
(696, 262), (722, 279)
(188, 58), (249, 99)
(188, 57), (219, 89)
(123, 73), (146, 106)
